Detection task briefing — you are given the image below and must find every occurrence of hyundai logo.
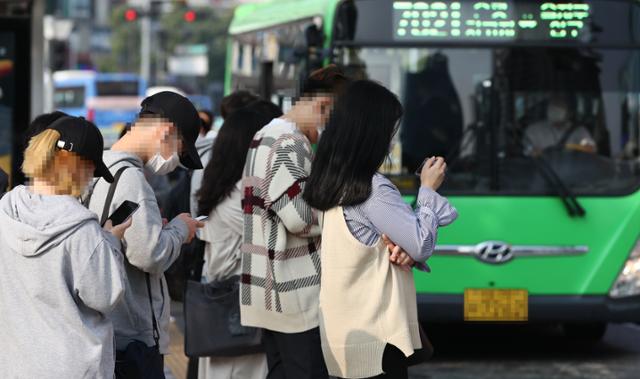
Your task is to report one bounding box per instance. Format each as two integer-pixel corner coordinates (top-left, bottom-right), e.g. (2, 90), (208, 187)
(474, 241), (514, 264)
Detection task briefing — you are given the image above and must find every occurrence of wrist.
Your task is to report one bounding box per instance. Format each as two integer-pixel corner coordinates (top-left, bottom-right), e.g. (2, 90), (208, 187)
(420, 181), (434, 190)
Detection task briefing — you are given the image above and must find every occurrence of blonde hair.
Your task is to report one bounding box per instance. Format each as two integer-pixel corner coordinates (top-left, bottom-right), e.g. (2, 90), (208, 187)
(22, 129), (91, 197)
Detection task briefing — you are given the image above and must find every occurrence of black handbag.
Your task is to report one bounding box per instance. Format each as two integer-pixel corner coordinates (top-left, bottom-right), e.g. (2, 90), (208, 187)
(407, 325), (434, 366)
(184, 275), (263, 357)
(89, 167), (165, 379)
(114, 273), (165, 379)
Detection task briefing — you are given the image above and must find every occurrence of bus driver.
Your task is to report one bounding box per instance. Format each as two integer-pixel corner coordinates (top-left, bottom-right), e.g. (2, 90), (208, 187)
(524, 94), (596, 155)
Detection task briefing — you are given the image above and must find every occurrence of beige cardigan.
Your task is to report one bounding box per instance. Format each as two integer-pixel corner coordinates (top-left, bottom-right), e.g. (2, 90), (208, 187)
(319, 207), (422, 378)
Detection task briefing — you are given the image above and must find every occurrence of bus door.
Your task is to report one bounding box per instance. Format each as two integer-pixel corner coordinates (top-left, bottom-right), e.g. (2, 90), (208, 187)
(0, 17), (31, 186)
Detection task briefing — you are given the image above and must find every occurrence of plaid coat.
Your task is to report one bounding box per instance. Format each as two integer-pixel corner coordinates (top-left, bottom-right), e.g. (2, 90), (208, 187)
(240, 118), (322, 333)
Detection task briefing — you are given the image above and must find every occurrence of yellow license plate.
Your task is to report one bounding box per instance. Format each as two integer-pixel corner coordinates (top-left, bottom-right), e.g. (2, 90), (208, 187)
(464, 289), (528, 322)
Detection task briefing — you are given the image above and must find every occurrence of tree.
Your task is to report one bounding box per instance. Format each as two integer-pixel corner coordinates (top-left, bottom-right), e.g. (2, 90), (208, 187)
(96, 1), (232, 92)
(160, 3), (232, 88)
(96, 4), (141, 73)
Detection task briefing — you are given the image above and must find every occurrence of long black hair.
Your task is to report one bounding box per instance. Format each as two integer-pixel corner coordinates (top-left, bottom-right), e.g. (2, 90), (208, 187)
(196, 108), (275, 216)
(303, 80), (403, 211)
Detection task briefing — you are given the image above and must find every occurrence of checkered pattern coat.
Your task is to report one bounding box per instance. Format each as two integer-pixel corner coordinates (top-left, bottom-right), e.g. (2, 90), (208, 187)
(240, 118), (322, 333)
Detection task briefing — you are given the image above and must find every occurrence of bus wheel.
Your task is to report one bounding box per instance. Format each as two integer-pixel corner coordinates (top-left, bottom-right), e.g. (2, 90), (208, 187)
(562, 322), (607, 342)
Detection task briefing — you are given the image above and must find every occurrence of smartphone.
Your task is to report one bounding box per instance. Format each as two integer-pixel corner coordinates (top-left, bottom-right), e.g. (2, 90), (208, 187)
(415, 157), (433, 176)
(106, 200), (140, 226)
(195, 215), (209, 222)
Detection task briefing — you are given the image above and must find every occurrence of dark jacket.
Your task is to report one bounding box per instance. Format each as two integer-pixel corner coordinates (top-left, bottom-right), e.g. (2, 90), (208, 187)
(0, 168), (8, 197)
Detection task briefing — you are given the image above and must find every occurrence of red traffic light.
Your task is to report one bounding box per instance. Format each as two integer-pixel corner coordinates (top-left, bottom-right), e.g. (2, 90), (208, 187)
(124, 9), (138, 22)
(184, 10), (196, 23)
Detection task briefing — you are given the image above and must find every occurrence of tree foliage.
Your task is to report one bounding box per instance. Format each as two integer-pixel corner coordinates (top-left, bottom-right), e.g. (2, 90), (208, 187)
(96, 2), (232, 90)
(161, 3), (232, 86)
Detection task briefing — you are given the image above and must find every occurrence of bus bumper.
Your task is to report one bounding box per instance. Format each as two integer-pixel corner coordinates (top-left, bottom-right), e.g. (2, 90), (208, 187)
(417, 294), (640, 323)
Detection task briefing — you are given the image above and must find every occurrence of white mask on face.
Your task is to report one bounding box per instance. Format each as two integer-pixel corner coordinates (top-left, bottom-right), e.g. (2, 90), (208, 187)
(547, 105), (568, 123)
(145, 152), (180, 175)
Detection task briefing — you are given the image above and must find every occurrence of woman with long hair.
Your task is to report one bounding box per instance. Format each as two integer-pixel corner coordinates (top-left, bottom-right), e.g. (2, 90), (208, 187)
(303, 80), (458, 379)
(0, 116), (130, 378)
(195, 105), (282, 379)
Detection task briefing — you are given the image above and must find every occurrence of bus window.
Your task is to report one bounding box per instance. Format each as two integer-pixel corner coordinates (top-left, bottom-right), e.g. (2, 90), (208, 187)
(230, 18), (315, 101)
(95, 81), (140, 97)
(331, 0), (640, 197)
(53, 86), (85, 108)
(338, 46), (640, 196)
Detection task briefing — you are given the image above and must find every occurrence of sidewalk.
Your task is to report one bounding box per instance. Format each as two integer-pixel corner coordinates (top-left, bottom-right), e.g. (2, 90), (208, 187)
(165, 301), (190, 379)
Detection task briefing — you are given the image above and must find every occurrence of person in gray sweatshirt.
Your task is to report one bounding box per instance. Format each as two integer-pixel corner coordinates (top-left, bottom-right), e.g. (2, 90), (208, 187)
(85, 91), (204, 373)
(0, 116), (130, 378)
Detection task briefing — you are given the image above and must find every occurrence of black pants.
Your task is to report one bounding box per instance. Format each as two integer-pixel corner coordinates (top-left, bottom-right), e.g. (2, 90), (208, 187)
(337, 344), (408, 379)
(115, 351), (165, 379)
(264, 327), (329, 379)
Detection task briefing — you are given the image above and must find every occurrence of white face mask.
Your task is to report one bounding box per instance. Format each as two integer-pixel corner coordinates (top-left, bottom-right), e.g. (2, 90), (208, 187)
(145, 152), (180, 176)
(547, 105), (568, 123)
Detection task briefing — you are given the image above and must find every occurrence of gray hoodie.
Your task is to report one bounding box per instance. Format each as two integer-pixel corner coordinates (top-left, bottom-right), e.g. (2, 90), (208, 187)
(86, 150), (189, 354)
(0, 186), (125, 378)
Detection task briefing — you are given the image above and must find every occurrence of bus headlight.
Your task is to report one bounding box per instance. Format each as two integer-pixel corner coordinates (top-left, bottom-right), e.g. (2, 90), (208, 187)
(610, 240), (640, 298)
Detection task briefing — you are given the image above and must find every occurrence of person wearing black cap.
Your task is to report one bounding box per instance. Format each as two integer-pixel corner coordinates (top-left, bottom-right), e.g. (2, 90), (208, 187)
(0, 116), (130, 378)
(84, 91), (204, 375)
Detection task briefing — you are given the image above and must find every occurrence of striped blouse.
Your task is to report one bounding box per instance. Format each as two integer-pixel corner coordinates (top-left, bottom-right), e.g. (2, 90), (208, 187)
(343, 173), (458, 272)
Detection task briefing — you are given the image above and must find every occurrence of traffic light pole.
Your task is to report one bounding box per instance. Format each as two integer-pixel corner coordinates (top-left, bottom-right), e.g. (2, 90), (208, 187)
(140, 0), (151, 84)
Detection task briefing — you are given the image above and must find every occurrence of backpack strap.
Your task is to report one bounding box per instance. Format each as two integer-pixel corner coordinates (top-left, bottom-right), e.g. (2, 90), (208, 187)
(100, 167), (129, 226)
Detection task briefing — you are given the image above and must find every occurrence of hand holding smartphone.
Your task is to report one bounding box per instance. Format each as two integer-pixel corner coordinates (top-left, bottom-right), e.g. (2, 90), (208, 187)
(415, 156), (435, 176)
(416, 156), (447, 191)
(104, 200), (140, 227)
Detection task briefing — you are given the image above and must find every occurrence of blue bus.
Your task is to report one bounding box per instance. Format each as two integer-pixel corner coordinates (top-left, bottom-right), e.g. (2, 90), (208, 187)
(53, 71), (146, 147)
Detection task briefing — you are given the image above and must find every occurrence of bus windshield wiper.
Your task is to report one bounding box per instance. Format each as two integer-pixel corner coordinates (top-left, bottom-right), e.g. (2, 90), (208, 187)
(518, 137), (586, 218)
(530, 156), (586, 217)
(447, 123), (586, 218)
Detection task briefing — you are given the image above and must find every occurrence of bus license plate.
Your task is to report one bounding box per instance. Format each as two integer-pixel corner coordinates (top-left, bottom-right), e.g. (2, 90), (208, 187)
(464, 289), (528, 322)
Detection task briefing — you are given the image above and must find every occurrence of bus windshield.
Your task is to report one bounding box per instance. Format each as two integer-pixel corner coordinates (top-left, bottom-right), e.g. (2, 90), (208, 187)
(334, 0), (640, 196)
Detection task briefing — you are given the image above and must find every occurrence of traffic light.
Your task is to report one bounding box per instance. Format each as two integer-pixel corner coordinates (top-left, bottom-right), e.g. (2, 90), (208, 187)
(184, 10), (196, 23)
(124, 8), (138, 22)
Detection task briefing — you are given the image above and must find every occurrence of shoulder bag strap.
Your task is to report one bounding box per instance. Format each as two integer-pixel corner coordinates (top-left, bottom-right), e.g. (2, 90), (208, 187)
(145, 273), (161, 348)
(99, 165), (160, 348)
(96, 165), (160, 348)
(99, 167), (129, 226)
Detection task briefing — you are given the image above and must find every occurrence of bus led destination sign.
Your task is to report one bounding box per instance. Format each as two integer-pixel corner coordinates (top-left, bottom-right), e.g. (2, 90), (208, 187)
(393, 1), (591, 41)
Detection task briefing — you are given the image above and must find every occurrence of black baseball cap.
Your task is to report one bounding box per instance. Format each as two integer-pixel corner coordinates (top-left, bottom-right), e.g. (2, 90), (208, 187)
(139, 91), (203, 169)
(46, 116), (114, 183)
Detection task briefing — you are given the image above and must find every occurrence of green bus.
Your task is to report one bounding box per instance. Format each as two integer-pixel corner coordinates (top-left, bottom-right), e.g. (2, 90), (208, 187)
(227, 0), (640, 339)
